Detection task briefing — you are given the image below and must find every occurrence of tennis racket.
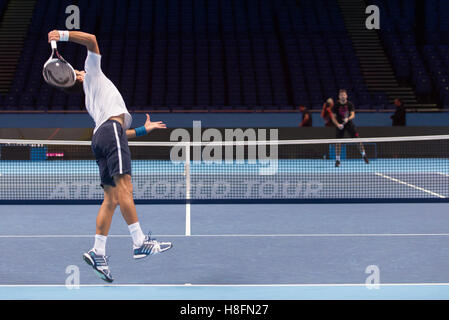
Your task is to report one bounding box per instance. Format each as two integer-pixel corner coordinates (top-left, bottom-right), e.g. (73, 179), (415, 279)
(42, 40), (76, 88)
(337, 108), (348, 130)
(343, 109), (350, 125)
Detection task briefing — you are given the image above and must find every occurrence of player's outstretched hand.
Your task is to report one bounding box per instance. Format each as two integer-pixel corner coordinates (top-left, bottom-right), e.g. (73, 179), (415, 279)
(48, 30), (60, 43)
(144, 113), (167, 133)
(337, 123), (344, 130)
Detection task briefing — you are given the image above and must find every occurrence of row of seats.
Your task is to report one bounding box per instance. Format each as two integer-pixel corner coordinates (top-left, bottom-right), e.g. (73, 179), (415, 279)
(0, 0), (6, 15)
(423, 45), (449, 105)
(373, 0), (433, 98)
(0, 0), (428, 111)
(373, 0), (449, 106)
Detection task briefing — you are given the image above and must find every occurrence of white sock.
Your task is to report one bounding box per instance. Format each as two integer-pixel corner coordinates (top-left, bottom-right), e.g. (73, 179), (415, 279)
(336, 155), (341, 161)
(128, 222), (146, 249)
(93, 234), (107, 256)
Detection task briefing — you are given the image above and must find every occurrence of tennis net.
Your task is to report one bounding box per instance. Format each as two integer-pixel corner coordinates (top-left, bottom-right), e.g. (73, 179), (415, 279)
(0, 135), (448, 202)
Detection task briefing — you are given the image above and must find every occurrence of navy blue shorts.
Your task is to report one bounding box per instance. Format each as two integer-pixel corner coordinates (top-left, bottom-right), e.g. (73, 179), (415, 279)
(91, 120), (131, 188)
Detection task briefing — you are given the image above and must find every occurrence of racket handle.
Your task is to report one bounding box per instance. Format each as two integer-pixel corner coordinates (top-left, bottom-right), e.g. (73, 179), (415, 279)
(51, 40), (57, 50)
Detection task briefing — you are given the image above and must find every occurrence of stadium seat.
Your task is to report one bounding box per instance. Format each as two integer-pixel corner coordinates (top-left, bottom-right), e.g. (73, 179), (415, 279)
(3, 0), (445, 111)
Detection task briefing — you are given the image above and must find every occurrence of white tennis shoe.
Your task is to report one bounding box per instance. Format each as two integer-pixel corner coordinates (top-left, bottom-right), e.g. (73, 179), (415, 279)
(133, 233), (173, 259)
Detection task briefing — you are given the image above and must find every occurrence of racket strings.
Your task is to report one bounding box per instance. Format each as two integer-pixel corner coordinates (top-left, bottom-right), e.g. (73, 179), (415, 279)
(43, 42), (76, 88)
(43, 59), (76, 87)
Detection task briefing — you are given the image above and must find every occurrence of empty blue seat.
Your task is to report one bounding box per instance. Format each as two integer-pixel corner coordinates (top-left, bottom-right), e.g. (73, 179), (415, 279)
(0, 0), (430, 112)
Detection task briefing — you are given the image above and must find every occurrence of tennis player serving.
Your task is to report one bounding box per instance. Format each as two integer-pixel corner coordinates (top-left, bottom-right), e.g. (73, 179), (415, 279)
(47, 30), (172, 282)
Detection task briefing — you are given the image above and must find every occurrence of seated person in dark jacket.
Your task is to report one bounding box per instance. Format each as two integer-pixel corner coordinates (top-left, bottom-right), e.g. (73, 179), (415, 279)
(299, 105), (312, 127)
(391, 99), (406, 126)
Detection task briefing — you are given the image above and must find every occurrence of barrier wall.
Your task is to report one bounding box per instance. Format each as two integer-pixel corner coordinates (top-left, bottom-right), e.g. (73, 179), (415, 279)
(0, 112), (449, 129)
(1, 126), (449, 141)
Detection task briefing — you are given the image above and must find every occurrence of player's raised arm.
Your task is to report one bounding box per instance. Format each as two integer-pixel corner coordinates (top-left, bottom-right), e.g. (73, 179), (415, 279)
(48, 30), (100, 54)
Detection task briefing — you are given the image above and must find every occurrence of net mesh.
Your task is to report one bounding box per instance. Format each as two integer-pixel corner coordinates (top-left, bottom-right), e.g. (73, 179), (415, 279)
(0, 136), (448, 201)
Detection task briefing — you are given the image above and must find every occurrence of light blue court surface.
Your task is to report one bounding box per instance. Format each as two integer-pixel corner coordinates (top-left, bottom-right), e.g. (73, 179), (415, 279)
(1, 159), (449, 201)
(1, 159), (448, 174)
(2, 284), (449, 300)
(1, 203), (449, 299)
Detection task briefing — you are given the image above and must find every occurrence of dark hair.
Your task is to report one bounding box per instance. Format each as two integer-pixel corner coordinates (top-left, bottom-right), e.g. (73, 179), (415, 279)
(339, 89), (347, 94)
(61, 80), (84, 94)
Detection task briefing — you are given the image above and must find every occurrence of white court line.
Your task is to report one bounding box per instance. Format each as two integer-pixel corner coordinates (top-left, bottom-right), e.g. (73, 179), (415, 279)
(375, 172), (446, 198)
(1, 283), (449, 288)
(1, 233), (449, 238)
(185, 203), (191, 236)
(437, 172), (449, 178)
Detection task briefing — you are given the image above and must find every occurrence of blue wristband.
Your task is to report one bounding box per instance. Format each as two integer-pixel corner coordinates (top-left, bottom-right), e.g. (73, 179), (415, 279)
(135, 126), (147, 137)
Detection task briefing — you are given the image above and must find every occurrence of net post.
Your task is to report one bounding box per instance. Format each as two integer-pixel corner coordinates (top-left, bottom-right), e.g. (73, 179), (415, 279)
(185, 142), (191, 236)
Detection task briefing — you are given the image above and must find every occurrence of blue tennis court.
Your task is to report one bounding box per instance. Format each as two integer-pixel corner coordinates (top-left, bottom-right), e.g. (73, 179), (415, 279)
(1, 202), (449, 299)
(1, 136), (449, 300)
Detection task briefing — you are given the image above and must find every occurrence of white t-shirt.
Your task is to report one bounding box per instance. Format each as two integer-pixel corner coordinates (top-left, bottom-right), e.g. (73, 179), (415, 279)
(83, 51), (132, 134)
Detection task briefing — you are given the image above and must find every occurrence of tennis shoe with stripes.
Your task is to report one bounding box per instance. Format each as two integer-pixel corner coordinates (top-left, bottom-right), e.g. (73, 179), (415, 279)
(134, 233), (173, 259)
(83, 250), (114, 283)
